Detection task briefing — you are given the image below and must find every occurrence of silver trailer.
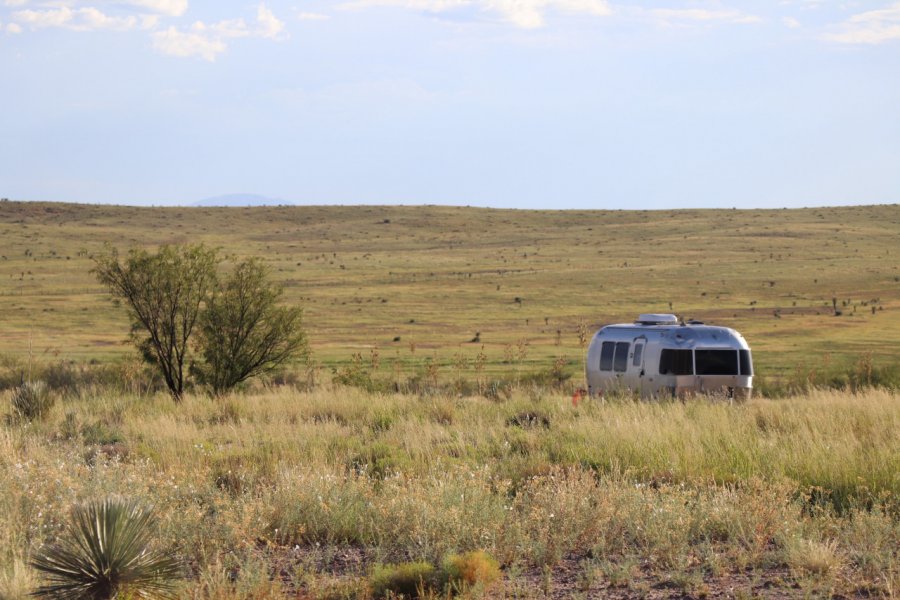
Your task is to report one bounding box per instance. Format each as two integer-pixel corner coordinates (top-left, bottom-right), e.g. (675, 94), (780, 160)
(585, 314), (753, 399)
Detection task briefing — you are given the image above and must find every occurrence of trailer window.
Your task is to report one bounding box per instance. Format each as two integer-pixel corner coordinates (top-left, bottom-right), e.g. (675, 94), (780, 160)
(614, 342), (630, 372)
(739, 350), (753, 376)
(632, 344), (644, 367)
(695, 349), (738, 375)
(659, 349), (693, 375)
(599, 342), (615, 371)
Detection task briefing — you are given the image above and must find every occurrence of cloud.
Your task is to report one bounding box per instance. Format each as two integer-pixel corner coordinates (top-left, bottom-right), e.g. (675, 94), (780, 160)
(152, 25), (226, 60)
(12, 6), (74, 28)
(4, 1), (288, 59)
(782, 16), (801, 29)
(648, 8), (762, 26)
(152, 3), (287, 61)
(341, 0), (611, 29)
(124, 0), (188, 17)
(824, 2), (900, 44)
(256, 3), (285, 38)
(11, 6), (139, 31)
(295, 11), (330, 20)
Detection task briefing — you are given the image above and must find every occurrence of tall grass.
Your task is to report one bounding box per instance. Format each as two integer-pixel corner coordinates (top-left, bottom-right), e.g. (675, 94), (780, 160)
(1, 384), (897, 597)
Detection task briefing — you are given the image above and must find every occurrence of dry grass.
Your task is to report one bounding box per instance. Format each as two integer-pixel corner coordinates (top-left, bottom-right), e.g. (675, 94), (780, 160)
(1, 201), (899, 385)
(1, 384), (897, 598)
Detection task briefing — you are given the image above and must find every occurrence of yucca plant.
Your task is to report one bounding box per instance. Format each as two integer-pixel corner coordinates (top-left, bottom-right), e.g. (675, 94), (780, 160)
(30, 497), (181, 599)
(10, 380), (54, 422)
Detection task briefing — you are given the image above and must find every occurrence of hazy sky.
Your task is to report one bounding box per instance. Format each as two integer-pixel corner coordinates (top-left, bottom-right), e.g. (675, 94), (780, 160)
(1, 0), (898, 208)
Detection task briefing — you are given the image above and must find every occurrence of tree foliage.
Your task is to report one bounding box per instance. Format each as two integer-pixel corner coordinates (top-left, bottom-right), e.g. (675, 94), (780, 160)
(93, 245), (306, 399)
(194, 258), (307, 395)
(93, 245), (218, 401)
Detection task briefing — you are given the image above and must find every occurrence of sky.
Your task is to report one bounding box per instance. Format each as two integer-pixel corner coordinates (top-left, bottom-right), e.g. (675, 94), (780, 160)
(0, 0), (898, 209)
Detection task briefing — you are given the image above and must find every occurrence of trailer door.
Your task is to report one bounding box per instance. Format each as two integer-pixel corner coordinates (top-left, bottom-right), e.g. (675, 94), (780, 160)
(630, 336), (647, 396)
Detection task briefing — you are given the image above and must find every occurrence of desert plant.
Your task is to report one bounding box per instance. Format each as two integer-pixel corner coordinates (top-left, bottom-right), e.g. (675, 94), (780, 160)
(93, 244), (218, 401)
(442, 550), (501, 592)
(30, 497), (181, 600)
(193, 258), (307, 395)
(369, 562), (437, 599)
(9, 380), (54, 422)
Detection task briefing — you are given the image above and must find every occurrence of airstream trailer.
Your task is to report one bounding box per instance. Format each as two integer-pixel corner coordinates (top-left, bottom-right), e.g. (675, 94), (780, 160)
(585, 314), (753, 399)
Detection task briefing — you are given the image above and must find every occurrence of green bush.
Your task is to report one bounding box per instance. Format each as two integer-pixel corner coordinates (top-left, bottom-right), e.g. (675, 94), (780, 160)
(80, 420), (125, 446)
(9, 380), (54, 422)
(369, 562), (437, 599)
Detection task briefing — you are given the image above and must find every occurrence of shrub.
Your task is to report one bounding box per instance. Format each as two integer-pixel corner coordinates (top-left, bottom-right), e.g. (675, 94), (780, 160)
(193, 258), (307, 395)
(93, 244), (218, 401)
(30, 497), (181, 599)
(369, 562), (437, 599)
(9, 380), (54, 422)
(442, 550), (501, 592)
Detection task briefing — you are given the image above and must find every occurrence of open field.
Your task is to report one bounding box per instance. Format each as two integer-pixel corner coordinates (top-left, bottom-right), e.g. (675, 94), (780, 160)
(1, 201), (899, 598)
(1, 385), (898, 598)
(1, 201), (899, 386)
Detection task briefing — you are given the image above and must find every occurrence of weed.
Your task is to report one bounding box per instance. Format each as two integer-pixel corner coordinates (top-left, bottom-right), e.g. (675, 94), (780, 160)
(9, 380), (54, 422)
(370, 562), (437, 598)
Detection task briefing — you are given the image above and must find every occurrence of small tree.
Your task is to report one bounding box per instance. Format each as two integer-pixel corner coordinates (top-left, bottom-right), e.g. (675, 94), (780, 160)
(193, 258), (307, 395)
(93, 245), (218, 401)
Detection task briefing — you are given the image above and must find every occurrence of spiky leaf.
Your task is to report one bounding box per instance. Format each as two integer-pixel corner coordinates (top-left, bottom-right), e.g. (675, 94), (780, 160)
(30, 497), (181, 599)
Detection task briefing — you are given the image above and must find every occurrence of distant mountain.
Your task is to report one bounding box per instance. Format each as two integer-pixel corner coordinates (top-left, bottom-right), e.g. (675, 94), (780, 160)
(194, 194), (290, 207)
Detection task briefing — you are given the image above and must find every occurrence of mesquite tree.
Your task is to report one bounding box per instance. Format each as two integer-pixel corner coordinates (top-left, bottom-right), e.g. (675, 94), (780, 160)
(94, 245), (306, 399)
(193, 258), (307, 395)
(93, 244), (218, 401)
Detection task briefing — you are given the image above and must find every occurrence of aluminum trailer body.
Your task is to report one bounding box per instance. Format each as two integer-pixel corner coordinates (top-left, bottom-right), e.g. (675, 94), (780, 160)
(585, 314), (753, 399)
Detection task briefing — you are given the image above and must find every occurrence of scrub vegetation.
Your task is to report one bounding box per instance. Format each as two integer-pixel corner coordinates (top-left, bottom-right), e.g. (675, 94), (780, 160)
(0, 201), (899, 597)
(0, 384), (897, 598)
(1, 201), (899, 389)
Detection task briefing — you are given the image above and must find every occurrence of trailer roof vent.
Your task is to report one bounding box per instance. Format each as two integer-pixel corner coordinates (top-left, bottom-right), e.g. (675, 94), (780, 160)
(636, 314), (679, 325)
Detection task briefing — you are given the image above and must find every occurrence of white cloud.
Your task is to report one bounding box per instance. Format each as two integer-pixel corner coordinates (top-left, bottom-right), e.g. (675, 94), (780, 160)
(140, 13), (160, 29)
(341, 0), (611, 29)
(152, 25), (226, 60)
(295, 11), (330, 20)
(256, 3), (285, 38)
(649, 8), (762, 26)
(782, 16), (801, 28)
(4, 1), (288, 59)
(123, 0), (188, 17)
(11, 6), (139, 31)
(13, 6), (73, 28)
(152, 3), (287, 60)
(77, 7), (137, 30)
(824, 2), (900, 44)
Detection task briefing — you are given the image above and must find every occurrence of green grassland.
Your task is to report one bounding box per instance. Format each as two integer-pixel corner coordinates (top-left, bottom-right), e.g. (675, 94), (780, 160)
(1, 200), (899, 386)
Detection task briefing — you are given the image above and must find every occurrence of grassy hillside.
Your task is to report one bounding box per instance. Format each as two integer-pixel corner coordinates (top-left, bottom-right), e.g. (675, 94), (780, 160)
(1, 201), (899, 384)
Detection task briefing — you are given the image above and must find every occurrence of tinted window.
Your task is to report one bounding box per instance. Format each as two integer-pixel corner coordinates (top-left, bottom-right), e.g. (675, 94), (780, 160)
(739, 350), (753, 376)
(695, 350), (738, 375)
(659, 349), (693, 375)
(613, 342), (630, 372)
(599, 341), (615, 371)
(632, 344), (644, 367)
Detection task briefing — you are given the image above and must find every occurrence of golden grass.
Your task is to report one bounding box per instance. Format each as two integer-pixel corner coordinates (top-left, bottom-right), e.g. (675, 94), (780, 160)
(1, 201), (899, 383)
(1, 385), (897, 597)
